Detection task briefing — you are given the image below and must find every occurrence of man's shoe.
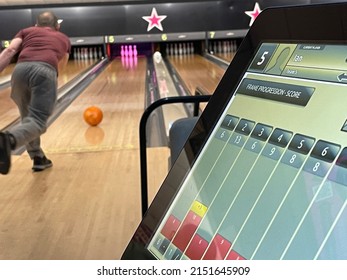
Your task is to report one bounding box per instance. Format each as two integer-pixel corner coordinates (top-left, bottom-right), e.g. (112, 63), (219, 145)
(0, 132), (11, 175)
(32, 156), (53, 172)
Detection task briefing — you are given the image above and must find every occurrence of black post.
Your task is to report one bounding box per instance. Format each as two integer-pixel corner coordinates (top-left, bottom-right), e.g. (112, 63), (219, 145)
(139, 95), (211, 217)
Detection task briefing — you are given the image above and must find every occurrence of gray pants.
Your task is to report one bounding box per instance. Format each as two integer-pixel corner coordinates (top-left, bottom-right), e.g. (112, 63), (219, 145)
(9, 62), (57, 159)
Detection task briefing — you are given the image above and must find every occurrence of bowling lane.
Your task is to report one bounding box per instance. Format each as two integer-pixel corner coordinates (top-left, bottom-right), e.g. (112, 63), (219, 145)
(0, 57), (169, 259)
(0, 87), (17, 128)
(0, 63), (15, 83)
(215, 52), (235, 63)
(0, 59), (97, 130)
(42, 58), (146, 152)
(57, 59), (99, 89)
(168, 54), (226, 96)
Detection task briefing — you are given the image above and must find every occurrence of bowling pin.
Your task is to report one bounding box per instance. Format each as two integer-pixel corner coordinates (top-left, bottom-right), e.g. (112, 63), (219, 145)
(133, 45), (138, 57)
(179, 43), (182, 55)
(228, 41), (231, 53)
(128, 45), (133, 57)
(190, 42), (194, 54)
(89, 47), (93, 59)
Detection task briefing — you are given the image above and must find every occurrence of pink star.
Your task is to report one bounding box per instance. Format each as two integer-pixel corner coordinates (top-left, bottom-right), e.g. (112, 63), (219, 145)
(142, 7), (167, 32)
(245, 2), (262, 27)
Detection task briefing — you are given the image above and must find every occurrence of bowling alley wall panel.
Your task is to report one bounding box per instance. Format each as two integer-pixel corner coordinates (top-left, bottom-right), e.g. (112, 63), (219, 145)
(0, 0), (312, 40)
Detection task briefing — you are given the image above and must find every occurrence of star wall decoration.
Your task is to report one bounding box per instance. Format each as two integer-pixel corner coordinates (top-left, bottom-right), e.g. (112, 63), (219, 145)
(142, 7), (167, 32)
(245, 2), (262, 27)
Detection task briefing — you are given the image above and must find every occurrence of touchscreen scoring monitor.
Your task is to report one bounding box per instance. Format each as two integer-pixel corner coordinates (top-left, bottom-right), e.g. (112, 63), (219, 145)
(122, 3), (347, 260)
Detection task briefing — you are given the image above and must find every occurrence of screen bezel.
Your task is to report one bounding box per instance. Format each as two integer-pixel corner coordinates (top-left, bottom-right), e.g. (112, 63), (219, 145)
(121, 2), (347, 260)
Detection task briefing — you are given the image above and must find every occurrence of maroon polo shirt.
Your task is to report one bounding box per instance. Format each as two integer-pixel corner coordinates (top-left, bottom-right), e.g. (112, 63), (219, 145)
(15, 26), (71, 72)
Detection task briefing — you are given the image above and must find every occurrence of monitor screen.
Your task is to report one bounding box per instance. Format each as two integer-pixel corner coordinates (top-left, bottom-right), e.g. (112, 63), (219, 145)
(122, 3), (347, 260)
(147, 42), (347, 260)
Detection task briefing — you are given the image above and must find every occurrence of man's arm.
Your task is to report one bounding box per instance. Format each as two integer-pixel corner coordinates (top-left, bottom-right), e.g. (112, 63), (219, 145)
(0, 37), (22, 72)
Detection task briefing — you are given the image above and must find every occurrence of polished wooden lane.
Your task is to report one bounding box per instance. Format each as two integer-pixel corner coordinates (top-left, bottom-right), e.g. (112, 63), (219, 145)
(168, 54), (226, 95)
(0, 60), (97, 130)
(215, 52), (235, 63)
(0, 57), (169, 259)
(0, 87), (17, 129)
(0, 64), (15, 83)
(57, 59), (98, 89)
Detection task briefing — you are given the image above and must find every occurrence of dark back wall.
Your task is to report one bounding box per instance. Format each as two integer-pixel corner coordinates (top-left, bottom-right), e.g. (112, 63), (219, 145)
(0, 0), (336, 40)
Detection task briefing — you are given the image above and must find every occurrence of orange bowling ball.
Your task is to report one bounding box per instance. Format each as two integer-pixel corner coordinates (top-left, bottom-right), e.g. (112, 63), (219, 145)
(83, 106), (103, 126)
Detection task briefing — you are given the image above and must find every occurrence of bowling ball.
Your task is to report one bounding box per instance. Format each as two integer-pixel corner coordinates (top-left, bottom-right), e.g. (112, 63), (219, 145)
(83, 106), (103, 126)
